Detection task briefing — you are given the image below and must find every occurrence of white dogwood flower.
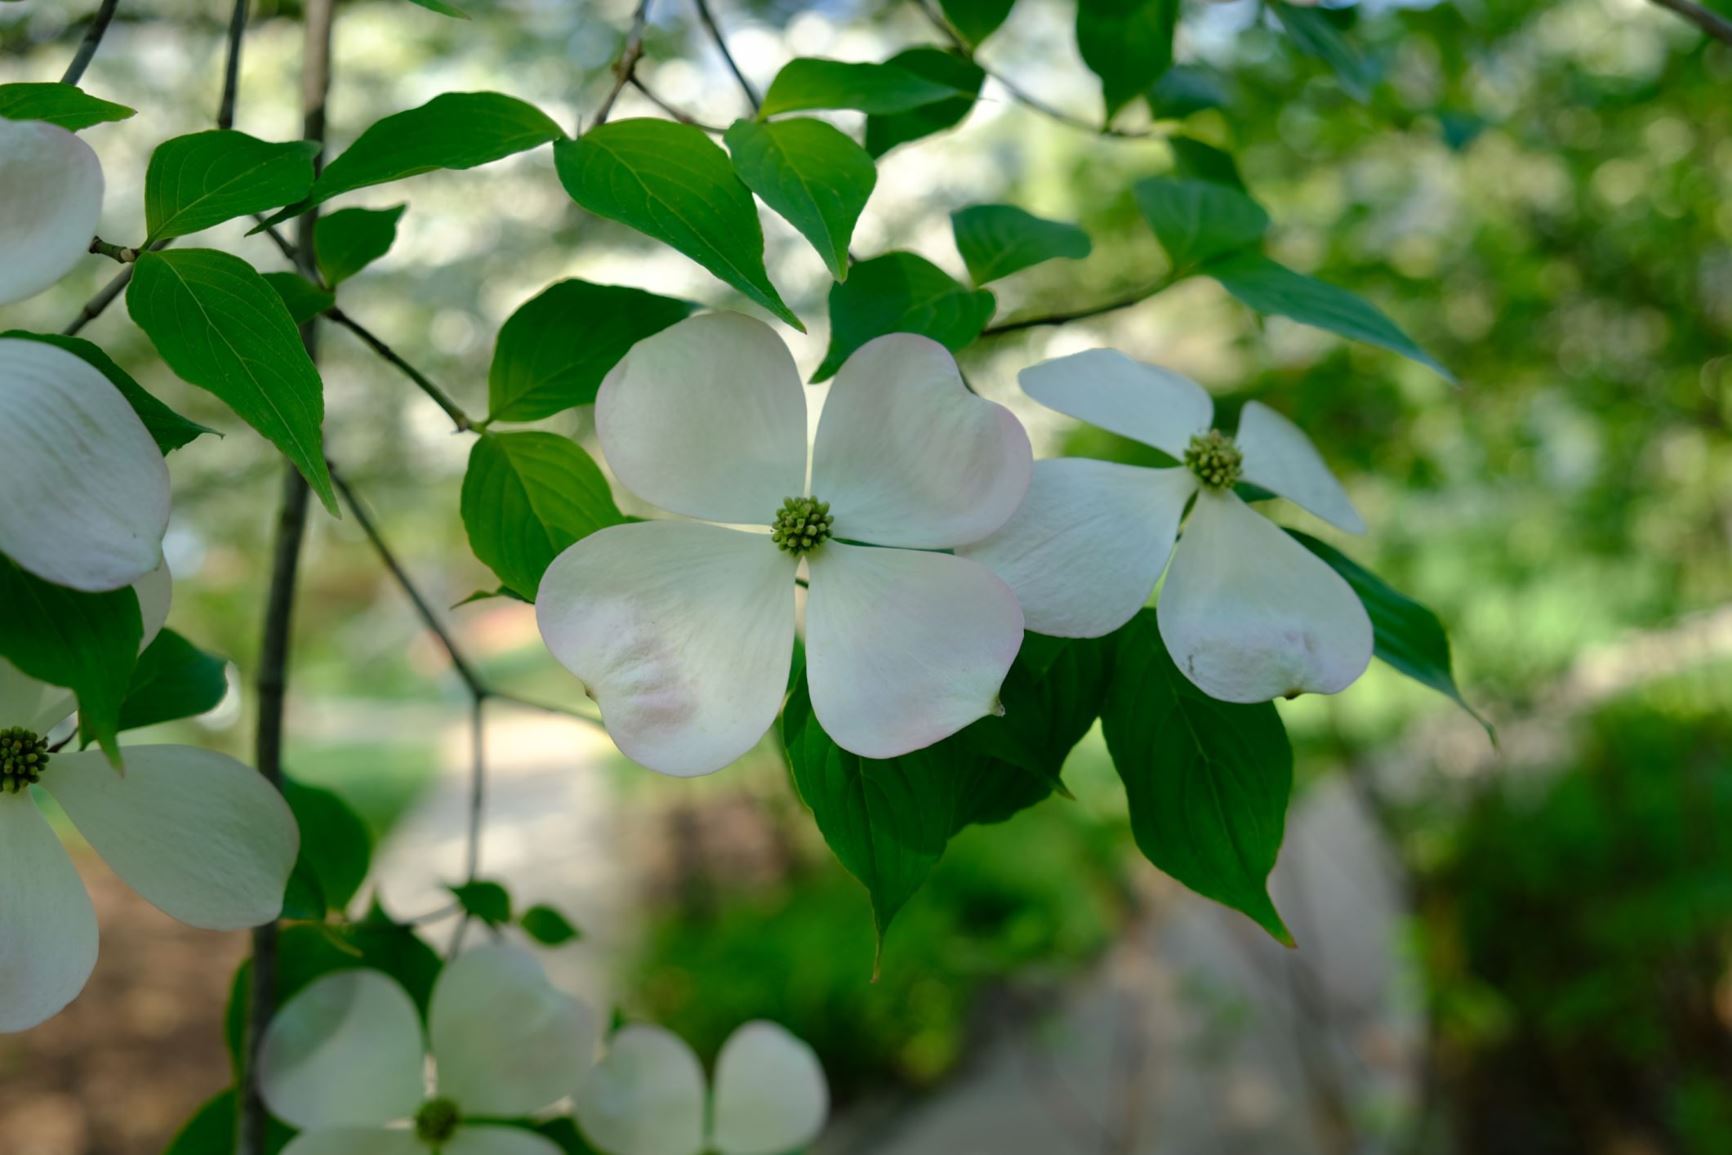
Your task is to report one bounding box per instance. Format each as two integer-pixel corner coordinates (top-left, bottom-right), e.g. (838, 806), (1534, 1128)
(260, 944), (599, 1155)
(961, 348), (1373, 702)
(536, 312), (1031, 777)
(0, 337), (171, 592)
(0, 568), (298, 1032)
(0, 116), (103, 306)
(574, 1021), (828, 1155)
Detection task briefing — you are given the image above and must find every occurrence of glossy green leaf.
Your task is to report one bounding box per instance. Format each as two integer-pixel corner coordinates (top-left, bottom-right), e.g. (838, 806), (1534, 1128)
(864, 48), (984, 158)
(117, 628), (228, 732)
(725, 117), (876, 281)
(1168, 136), (1246, 189)
(261, 271), (335, 324)
(1273, 2), (1374, 102)
(0, 82), (134, 130)
(449, 879), (512, 926)
(488, 280), (694, 423)
(460, 432), (623, 599)
(760, 58), (966, 117)
(1132, 176), (1269, 272)
(958, 633), (1113, 796)
(162, 1090), (292, 1155)
(815, 251), (995, 381)
(0, 330), (212, 454)
(405, 0), (470, 16)
(283, 778), (374, 915)
(554, 119), (801, 328)
(1076, 0), (1181, 118)
(127, 249), (337, 512)
(1101, 610), (1292, 943)
(144, 130), (319, 241)
(951, 204), (1091, 285)
(520, 903), (582, 946)
(315, 203), (406, 285)
(939, 0), (1017, 45)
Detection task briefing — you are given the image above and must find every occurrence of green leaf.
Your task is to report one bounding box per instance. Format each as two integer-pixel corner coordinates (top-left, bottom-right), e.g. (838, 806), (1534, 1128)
(261, 271), (335, 324)
(1147, 66), (1230, 119)
(162, 1090), (292, 1155)
(449, 879), (512, 926)
(1207, 252), (1453, 380)
(0, 556), (140, 760)
(117, 628), (228, 732)
(951, 204), (1091, 286)
(127, 249), (338, 512)
(554, 120), (801, 329)
(487, 280), (693, 423)
(725, 117), (876, 282)
(461, 432), (623, 599)
(520, 903), (582, 946)
(1132, 176), (1269, 272)
(1168, 136), (1246, 189)
(815, 251), (995, 381)
(1273, 3), (1374, 102)
(405, 0), (470, 16)
(144, 131), (318, 242)
(760, 58), (965, 118)
(0, 330), (212, 454)
(958, 633), (1113, 798)
(283, 778), (374, 915)
(0, 82), (135, 130)
(315, 203), (406, 285)
(940, 0), (1017, 45)
(864, 48), (984, 158)
(1101, 610), (1293, 943)
(1076, 0), (1181, 118)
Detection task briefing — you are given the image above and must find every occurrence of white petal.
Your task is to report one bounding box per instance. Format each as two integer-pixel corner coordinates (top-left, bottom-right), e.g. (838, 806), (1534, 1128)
(0, 338), (170, 592)
(711, 1022), (829, 1155)
(1236, 400), (1365, 533)
(431, 944), (597, 1117)
(573, 1025), (706, 1155)
(135, 561), (173, 648)
(259, 969), (427, 1129)
(0, 658), (74, 733)
(43, 745), (299, 929)
(596, 313), (808, 524)
(0, 119), (103, 306)
(0, 795), (97, 1033)
(809, 334), (1032, 548)
(1018, 348), (1213, 460)
(282, 1129), (422, 1155)
(446, 1126), (569, 1155)
(536, 521), (796, 777)
(959, 458), (1197, 639)
(1157, 490), (1373, 701)
(805, 543), (1023, 759)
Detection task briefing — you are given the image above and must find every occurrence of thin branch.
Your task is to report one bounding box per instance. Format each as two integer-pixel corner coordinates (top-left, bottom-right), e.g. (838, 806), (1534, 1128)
(980, 278), (1178, 336)
(588, 0), (653, 130)
(326, 308), (476, 432)
(691, 0), (759, 113)
(629, 76), (725, 132)
(449, 696), (487, 957)
(1648, 0), (1732, 44)
(88, 236), (139, 263)
(59, 0), (122, 86)
(217, 0), (250, 129)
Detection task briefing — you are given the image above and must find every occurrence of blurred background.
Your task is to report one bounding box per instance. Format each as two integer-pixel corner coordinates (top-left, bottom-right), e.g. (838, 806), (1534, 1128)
(2, 0), (1730, 1151)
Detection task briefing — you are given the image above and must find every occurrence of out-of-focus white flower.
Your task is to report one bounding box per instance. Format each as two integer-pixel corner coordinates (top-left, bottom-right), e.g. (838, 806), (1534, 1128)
(0, 116), (103, 306)
(535, 312), (1031, 777)
(260, 944), (599, 1155)
(961, 348), (1373, 703)
(574, 1021), (828, 1155)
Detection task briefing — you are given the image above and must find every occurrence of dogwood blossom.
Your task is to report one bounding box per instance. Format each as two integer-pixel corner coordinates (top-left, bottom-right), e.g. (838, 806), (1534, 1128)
(259, 944), (599, 1155)
(0, 337), (171, 591)
(536, 312), (1031, 777)
(961, 348), (1373, 702)
(0, 568), (298, 1032)
(0, 115), (103, 306)
(574, 1021), (828, 1155)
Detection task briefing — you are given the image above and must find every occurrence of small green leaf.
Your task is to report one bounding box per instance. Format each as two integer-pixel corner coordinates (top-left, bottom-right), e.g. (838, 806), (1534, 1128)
(487, 280), (693, 423)
(461, 432), (623, 599)
(1273, 3), (1374, 102)
(162, 1090), (293, 1155)
(958, 633), (1113, 797)
(725, 117), (876, 282)
(1207, 252), (1453, 380)
(951, 204), (1091, 286)
(520, 904), (582, 946)
(1077, 0), (1181, 118)
(0, 82), (135, 130)
(405, 0), (470, 16)
(1132, 176), (1269, 272)
(315, 204), (406, 286)
(554, 120), (800, 328)
(283, 778), (374, 915)
(760, 58), (966, 118)
(864, 48), (984, 158)
(449, 879), (512, 926)
(127, 249), (338, 512)
(939, 0), (1017, 45)
(1101, 610), (1292, 943)
(261, 271), (335, 324)
(1168, 136), (1246, 189)
(815, 251), (995, 381)
(0, 330), (212, 454)
(117, 628), (228, 732)
(144, 130), (319, 241)
(1147, 66), (1230, 119)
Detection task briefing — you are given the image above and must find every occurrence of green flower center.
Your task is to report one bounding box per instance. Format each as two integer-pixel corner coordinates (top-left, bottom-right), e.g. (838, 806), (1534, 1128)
(414, 1097), (461, 1147)
(770, 495), (834, 556)
(0, 727), (48, 794)
(1184, 429), (1243, 490)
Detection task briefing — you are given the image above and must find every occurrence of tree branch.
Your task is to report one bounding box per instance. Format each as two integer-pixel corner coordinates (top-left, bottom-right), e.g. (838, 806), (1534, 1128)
(691, 0), (759, 113)
(326, 308), (477, 432)
(588, 0), (653, 130)
(59, 0), (122, 86)
(629, 75), (725, 132)
(217, 0), (250, 129)
(1648, 0), (1732, 45)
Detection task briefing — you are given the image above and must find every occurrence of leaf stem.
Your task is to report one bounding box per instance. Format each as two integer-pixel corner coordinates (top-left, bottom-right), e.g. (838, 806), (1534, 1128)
(980, 275), (1182, 336)
(629, 75), (725, 132)
(691, 0), (760, 113)
(59, 0), (122, 86)
(588, 0), (653, 131)
(87, 236), (139, 263)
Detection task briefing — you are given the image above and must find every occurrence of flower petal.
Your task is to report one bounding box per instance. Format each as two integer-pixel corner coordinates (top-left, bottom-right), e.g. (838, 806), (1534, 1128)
(0, 338), (170, 592)
(1235, 400), (1365, 533)
(44, 745), (299, 929)
(431, 944), (598, 1117)
(809, 334), (1031, 548)
(0, 119), (103, 306)
(0, 658), (74, 733)
(573, 1025), (706, 1155)
(1019, 348), (1213, 460)
(1157, 490), (1373, 702)
(445, 1126), (569, 1155)
(259, 969), (427, 1129)
(596, 313), (807, 524)
(711, 1022), (829, 1155)
(135, 560), (173, 648)
(0, 795), (97, 1033)
(805, 543), (1023, 759)
(959, 458), (1197, 639)
(282, 1129), (422, 1155)
(536, 521), (796, 777)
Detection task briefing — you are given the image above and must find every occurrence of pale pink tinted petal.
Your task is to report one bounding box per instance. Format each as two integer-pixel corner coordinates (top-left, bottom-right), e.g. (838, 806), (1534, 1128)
(712, 1022), (829, 1155)
(0, 796), (97, 1033)
(1018, 348), (1213, 460)
(0, 119), (102, 305)
(259, 969), (427, 1129)
(573, 1025), (706, 1155)
(1236, 401), (1365, 533)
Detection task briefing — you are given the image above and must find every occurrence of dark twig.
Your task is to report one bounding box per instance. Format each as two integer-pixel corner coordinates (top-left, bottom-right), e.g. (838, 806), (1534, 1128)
(1648, 0), (1732, 44)
(59, 0), (122, 86)
(628, 76), (725, 132)
(217, 0), (250, 129)
(326, 308), (477, 432)
(691, 0), (760, 113)
(980, 277), (1179, 336)
(589, 0), (653, 130)
(87, 237), (138, 263)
